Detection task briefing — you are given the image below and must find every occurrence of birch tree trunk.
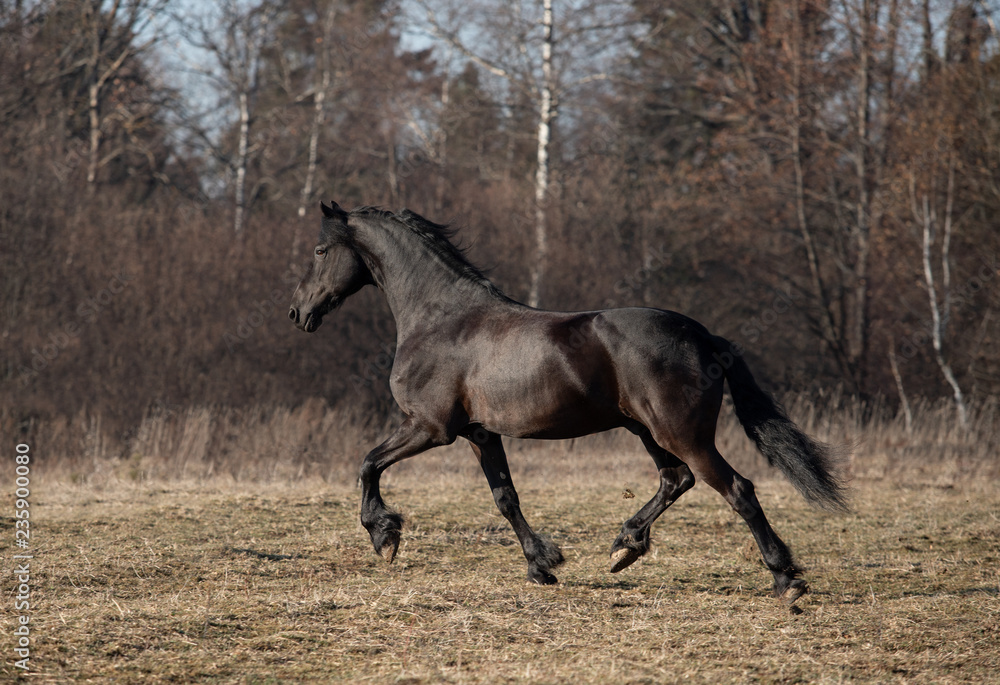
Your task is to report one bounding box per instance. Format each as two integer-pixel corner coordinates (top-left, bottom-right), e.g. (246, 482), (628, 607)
(213, 1), (274, 240)
(233, 90), (251, 239)
(527, 0), (555, 308)
(848, 0), (873, 388)
(912, 165), (968, 427)
(85, 0), (148, 188)
(87, 78), (101, 186)
(297, 6), (336, 221)
(419, 0), (627, 305)
(86, 0), (110, 188)
(297, 72), (329, 219)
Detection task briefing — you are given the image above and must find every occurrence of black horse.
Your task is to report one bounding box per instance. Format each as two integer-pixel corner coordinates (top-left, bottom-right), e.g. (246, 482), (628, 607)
(289, 202), (846, 604)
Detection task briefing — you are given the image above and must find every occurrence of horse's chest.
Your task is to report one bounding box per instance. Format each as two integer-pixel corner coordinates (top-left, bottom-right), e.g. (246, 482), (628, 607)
(388, 350), (458, 406)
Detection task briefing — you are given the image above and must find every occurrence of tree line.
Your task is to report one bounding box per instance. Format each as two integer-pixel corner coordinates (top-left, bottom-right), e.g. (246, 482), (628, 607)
(2, 0), (999, 439)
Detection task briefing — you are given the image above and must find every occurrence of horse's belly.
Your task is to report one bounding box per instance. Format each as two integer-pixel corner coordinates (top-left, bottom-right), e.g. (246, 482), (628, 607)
(464, 364), (623, 440)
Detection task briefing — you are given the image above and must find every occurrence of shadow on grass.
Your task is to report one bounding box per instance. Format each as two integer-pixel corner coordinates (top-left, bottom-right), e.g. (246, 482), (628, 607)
(567, 578), (643, 590)
(225, 546), (303, 562)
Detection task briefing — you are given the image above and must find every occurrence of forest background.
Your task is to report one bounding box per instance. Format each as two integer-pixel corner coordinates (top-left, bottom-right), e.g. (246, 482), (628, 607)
(3, 0), (1000, 475)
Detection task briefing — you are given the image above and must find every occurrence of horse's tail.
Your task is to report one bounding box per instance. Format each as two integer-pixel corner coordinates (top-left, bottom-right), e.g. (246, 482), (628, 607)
(711, 336), (849, 512)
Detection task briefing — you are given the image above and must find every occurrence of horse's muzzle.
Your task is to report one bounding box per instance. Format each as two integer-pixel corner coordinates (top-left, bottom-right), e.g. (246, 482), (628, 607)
(288, 306), (319, 332)
(302, 312), (322, 333)
(290, 295), (343, 333)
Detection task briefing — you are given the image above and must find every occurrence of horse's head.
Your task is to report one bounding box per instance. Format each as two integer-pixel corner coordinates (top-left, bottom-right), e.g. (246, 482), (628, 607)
(289, 202), (374, 333)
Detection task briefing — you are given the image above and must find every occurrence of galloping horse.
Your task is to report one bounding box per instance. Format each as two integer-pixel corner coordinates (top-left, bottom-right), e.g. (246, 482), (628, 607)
(289, 202), (846, 604)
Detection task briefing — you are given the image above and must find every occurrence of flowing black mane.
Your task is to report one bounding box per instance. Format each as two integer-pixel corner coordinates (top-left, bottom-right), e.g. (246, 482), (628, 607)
(353, 206), (507, 299)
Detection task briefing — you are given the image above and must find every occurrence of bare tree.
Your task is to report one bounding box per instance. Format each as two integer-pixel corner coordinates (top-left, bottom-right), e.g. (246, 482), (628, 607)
(296, 4), (336, 222)
(416, 0), (632, 305)
(770, 0), (902, 391)
(754, 0), (904, 391)
(528, 0), (555, 307)
(787, 0), (843, 374)
(176, 0), (277, 238)
(79, 0), (165, 187)
(910, 162), (969, 426)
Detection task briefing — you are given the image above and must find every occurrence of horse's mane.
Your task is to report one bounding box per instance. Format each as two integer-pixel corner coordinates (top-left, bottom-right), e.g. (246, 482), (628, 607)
(352, 206), (507, 299)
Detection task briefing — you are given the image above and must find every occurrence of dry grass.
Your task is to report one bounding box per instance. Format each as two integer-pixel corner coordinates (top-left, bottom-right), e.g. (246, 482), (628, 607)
(16, 393), (1000, 489)
(3, 398), (999, 682)
(4, 417), (1000, 682)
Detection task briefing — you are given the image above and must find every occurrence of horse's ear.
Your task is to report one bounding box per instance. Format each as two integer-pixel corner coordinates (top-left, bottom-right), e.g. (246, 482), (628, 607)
(321, 201), (347, 220)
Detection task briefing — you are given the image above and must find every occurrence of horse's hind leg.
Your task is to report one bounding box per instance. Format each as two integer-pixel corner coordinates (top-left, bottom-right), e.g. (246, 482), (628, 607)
(681, 442), (807, 604)
(610, 425), (695, 573)
(466, 429), (564, 585)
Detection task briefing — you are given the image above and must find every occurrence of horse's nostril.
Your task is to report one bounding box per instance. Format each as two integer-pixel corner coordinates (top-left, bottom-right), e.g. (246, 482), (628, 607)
(288, 307), (298, 322)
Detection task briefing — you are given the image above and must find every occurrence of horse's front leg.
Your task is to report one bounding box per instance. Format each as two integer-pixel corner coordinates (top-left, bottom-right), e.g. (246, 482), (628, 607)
(465, 428), (564, 585)
(359, 418), (444, 563)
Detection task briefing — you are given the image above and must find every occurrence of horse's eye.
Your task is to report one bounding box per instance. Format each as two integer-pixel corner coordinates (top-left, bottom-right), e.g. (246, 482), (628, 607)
(315, 247), (326, 257)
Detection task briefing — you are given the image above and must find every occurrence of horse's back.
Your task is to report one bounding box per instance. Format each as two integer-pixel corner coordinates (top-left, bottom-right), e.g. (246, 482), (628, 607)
(591, 306), (715, 367)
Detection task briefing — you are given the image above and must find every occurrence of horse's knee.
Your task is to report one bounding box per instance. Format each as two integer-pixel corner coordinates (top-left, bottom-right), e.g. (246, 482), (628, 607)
(358, 458), (378, 487)
(671, 466), (696, 496)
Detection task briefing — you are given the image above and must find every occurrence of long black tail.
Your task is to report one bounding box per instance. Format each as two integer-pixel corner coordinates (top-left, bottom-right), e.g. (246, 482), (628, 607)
(712, 336), (849, 512)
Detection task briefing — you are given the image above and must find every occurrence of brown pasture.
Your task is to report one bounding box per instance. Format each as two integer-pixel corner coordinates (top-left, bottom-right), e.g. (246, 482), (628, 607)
(3, 399), (999, 682)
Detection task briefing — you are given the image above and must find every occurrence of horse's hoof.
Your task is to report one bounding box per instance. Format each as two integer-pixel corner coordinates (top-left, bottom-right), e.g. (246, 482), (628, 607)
(777, 579), (808, 605)
(379, 536), (399, 564)
(529, 569), (558, 585)
(609, 547), (642, 573)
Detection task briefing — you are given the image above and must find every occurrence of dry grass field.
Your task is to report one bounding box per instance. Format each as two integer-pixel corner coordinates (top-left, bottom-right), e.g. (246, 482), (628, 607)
(3, 399), (1000, 683)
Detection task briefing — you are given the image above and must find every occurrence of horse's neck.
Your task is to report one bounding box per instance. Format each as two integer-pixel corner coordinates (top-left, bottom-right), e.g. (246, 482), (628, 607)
(358, 224), (499, 339)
